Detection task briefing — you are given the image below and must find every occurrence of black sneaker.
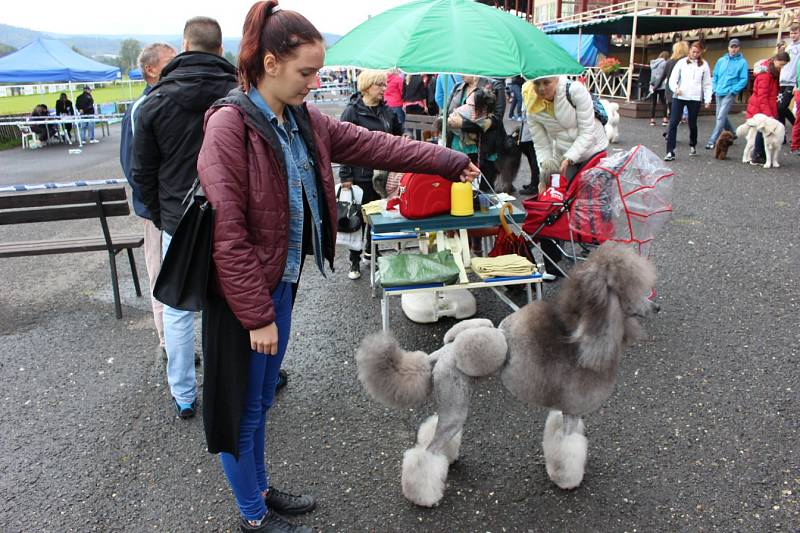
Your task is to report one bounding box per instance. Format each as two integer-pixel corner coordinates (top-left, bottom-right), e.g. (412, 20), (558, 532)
(173, 398), (196, 420)
(276, 369), (288, 392)
(689, 146), (697, 156)
(664, 152), (675, 161)
(264, 487), (316, 515)
(749, 157), (766, 166)
(239, 512), (312, 533)
(519, 183), (538, 196)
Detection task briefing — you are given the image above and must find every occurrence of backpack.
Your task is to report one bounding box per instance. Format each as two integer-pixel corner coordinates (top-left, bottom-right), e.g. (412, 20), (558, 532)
(565, 80), (608, 126)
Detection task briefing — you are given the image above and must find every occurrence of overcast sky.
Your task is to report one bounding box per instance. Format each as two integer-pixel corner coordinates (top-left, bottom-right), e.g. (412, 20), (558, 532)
(4, 0), (411, 38)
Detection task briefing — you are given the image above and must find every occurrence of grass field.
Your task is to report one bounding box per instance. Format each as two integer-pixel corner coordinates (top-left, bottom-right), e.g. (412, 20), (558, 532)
(0, 83), (147, 115)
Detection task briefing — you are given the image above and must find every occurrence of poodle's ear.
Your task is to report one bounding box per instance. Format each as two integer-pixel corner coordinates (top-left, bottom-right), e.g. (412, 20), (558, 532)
(570, 265), (625, 372)
(443, 318), (495, 344)
(569, 243), (654, 371)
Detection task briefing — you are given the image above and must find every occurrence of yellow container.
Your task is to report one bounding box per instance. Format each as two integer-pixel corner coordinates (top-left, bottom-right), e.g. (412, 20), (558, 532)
(450, 181), (474, 216)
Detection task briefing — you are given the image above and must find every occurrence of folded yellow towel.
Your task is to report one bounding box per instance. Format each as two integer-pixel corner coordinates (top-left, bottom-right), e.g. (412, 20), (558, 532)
(471, 254), (535, 279)
(361, 200), (385, 216)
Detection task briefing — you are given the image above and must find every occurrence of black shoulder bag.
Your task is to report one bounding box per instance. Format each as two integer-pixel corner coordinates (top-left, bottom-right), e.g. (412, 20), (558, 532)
(153, 178), (214, 311)
(336, 186), (362, 233)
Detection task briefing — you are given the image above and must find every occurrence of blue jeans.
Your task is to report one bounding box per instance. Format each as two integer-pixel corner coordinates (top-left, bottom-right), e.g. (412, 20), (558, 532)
(389, 106), (405, 129)
(508, 84), (523, 118)
(161, 232), (197, 405)
(219, 281), (294, 520)
(80, 120), (95, 142)
(707, 93), (736, 146)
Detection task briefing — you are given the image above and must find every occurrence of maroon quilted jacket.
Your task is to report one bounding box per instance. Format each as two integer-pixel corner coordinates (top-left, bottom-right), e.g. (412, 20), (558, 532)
(197, 88), (469, 330)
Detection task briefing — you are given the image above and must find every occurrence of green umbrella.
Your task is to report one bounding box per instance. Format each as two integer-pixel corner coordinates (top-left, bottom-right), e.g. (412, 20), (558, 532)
(324, 0), (583, 79)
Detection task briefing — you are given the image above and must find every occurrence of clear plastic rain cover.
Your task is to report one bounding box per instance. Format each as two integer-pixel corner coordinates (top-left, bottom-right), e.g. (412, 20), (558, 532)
(570, 145), (674, 257)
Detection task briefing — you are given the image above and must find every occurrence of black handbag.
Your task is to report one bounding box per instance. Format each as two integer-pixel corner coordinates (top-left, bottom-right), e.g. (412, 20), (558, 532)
(336, 186), (362, 233)
(153, 178), (214, 312)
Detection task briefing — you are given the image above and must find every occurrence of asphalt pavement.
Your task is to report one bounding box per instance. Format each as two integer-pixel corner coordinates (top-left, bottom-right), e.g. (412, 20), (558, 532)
(0, 106), (797, 532)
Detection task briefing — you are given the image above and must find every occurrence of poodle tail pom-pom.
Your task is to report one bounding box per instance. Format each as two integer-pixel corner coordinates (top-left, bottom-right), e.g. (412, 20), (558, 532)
(356, 332), (432, 409)
(402, 447), (449, 507)
(543, 411), (587, 490)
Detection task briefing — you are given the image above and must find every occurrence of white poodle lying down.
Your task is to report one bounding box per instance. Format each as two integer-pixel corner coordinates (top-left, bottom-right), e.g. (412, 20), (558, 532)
(356, 242), (659, 507)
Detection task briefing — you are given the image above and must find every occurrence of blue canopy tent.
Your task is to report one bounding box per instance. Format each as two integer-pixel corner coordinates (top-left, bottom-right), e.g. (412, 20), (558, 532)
(547, 34), (609, 67)
(0, 38), (120, 82)
(128, 68), (143, 80)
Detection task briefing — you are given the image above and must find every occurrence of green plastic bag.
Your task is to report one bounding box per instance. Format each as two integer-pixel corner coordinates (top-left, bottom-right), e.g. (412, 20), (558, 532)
(378, 251), (460, 288)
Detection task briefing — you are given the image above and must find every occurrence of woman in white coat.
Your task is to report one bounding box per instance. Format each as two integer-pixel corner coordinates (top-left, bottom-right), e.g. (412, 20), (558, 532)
(664, 41), (712, 161)
(523, 75), (608, 194)
(523, 75), (608, 276)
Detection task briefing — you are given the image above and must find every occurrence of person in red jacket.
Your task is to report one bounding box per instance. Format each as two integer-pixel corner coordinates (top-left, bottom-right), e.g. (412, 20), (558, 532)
(746, 52), (789, 165)
(196, 2), (479, 532)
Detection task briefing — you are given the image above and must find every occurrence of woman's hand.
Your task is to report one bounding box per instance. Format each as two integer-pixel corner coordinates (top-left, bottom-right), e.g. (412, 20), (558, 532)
(459, 161), (480, 182)
(250, 323), (279, 355)
(538, 181), (547, 194)
(559, 158), (572, 177)
(675, 88), (682, 96)
(447, 113), (463, 129)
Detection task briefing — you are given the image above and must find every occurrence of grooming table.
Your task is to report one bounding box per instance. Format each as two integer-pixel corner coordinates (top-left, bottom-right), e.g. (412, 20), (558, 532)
(367, 201), (543, 331)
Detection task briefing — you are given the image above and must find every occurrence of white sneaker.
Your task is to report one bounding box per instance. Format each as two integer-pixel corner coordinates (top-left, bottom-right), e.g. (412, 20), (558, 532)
(348, 262), (361, 280)
(89, 139), (99, 144)
(540, 272), (557, 281)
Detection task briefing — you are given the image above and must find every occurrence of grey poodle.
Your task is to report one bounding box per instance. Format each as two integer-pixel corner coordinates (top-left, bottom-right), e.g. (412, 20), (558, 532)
(356, 242), (659, 506)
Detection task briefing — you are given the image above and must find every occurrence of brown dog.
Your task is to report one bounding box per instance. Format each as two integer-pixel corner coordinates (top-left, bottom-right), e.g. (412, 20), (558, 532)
(714, 130), (735, 160)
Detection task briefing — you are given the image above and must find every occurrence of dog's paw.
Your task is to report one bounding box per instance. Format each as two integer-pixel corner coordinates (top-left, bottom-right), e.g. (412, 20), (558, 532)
(543, 411), (587, 490)
(402, 447), (449, 507)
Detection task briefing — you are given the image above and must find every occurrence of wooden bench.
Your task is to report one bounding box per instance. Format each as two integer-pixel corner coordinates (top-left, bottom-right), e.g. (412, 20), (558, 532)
(0, 186), (143, 319)
(404, 113), (439, 142)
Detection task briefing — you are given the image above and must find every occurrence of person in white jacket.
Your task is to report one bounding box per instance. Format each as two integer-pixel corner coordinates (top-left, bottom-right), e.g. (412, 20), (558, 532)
(664, 41), (712, 161)
(523, 75), (608, 277)
(523, 75), (608, 193)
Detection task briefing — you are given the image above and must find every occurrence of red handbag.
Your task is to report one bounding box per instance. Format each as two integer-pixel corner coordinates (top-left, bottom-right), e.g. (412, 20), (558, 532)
(397, 173), (453, 219)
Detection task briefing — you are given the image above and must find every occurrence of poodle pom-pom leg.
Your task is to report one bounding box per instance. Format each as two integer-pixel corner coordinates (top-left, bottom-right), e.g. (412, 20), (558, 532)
(417, 414), (462, 464)
(542, 411), (588, 490)
(401, 447), (449, 507)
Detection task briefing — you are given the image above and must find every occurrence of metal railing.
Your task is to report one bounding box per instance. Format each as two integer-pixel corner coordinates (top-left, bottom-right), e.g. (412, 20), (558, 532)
(571, 67), (632, 99)
(539, 0), (798, 27)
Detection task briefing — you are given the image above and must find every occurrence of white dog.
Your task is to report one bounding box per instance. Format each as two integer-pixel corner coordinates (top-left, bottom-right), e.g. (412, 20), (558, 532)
(601, 99), (620, 143)
(736, 113), (785, 168)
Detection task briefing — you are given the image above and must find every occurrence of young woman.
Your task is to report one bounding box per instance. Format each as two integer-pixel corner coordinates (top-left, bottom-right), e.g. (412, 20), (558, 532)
(446, 75), (507, 192)
(649, 51), (671, 126)
(338, 69), (402, 279)
(664, 41), (712, 161)
(746, 51), (789, 165)
(662, 41), (689, 122)
(196, 2), (479, 532)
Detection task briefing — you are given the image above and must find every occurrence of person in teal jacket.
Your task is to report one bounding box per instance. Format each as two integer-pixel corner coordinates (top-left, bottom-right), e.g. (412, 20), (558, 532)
(705, 38), (749, 149)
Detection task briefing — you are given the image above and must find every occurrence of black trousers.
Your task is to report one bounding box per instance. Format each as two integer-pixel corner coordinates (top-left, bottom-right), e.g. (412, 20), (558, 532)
(348, 181), (382, 264)
(519, 140), (540, 185)
(778, 86), (796, 128)
(650, 89), (668, 120)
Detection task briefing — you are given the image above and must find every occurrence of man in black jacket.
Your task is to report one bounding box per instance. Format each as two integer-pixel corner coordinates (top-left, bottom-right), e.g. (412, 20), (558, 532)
(75, 86), (97, 143)
(132, 16), (237, 420)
